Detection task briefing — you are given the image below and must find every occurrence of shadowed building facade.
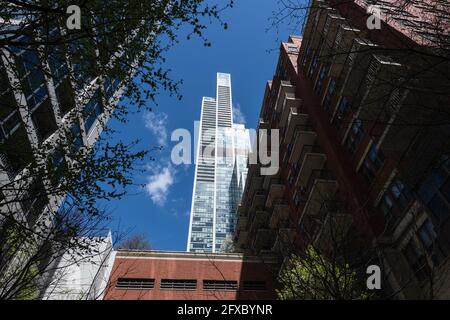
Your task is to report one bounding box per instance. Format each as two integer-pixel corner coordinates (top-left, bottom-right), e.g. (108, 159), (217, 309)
(235, 0), (450, 299)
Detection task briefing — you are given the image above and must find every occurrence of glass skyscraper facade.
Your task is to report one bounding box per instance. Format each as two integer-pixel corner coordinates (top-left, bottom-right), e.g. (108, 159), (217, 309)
(187, 73), (251, 253)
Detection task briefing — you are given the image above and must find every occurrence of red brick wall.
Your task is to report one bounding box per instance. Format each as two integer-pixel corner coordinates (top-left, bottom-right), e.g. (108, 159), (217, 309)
(104, 253), (278, 300)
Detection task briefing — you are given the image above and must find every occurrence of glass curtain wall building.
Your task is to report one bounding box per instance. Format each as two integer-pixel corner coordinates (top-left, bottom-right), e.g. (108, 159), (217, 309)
(187, 73), (251, 253)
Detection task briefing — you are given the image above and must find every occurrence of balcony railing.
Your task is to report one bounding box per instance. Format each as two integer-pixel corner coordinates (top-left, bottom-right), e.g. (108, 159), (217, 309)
(313, 210), (353, 251)
(272, 228), (296, 254)
(302, 169), (338, 217)
(305, 169), (335, 194)
(249, 192), (266, 213)
(274, 81), (296, 113)
(236, 215), (248, 231)
(288, 130), (318, 165)
(252, 228), (273, 252)
(269, 202), (291, 229)
(299, 144), (322, 164)
(283, 109), (309, 147)
(280, 97), (302, 129)
(295, 152), (327, 188)
(266, 184), (285, 208)
(250, 210), (270, 233)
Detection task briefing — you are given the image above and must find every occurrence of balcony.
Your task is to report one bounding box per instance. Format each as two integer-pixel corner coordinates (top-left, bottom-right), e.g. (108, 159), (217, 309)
(272, 228), (296, 254)
(295, 152), (327, 188)
(248, 176), (263, 200)
(274, 81), (296, 112)
(288, 132), (318, 164)
(305, 3), (335, 59)
(236, 215), (248, 231)
(284, 108), (309, 145)
(236, 230), (248, 247)
(237, 204), (246, 216)
(336, 38), (379, 101)
(269, 204), (291, 229)
(250, 210), (270, 231)
(266, 184), (285, 208)
(356, 54), (403, 121)
(262, 171), (280, 190)
(252, 228), (273, 252)
(329, 25), (361, 78)
(320, 13), (346, 63)
(248, 162), (260, 177)
(280, 97), (302, 128)
(249, 192), (266, 213)
(302, 171), (338, 217)
(314, 212), (352, 251)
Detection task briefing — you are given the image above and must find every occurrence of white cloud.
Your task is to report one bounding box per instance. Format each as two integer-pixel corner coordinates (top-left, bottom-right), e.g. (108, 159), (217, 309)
(233, 103), (246, 124)
(143, 111), (168, 146)
(145, 166), (175, 206)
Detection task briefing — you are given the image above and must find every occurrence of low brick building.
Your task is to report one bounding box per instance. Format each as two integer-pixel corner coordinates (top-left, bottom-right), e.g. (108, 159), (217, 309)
(104, 250), (278, 300)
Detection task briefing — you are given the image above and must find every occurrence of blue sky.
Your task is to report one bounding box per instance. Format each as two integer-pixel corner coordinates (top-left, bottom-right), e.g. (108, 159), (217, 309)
(102, 0), (298, 251)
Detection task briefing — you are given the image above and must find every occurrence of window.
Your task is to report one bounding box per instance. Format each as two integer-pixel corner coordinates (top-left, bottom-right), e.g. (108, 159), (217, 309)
(285, 140), (294, 162)
(69, 40), (95, 89)
(418, 219), (437, 254)
(48, 147), (67, 185)
(104, 77), (121, 102)
(309, 56), (318, 78)
(418, 218), (449, 265)
(276, 59), (287, 80)
(379, 178), (412, 222)
(83, 90), (103, 133)
(11, 42), (49, 112)
(70, 122), (83, 152)
(0, 65), (21, 140)
(293, 187), (305, 207)
(418, 159), (450, 223)
(288, 169), (296, 187)
(116, 278), (155, 290)
(380, 193), (394, 221)
(287, 46), (299, 55)
(203, 280), (238, 291)
(302, 47), (312, 68)
(360, 144), (385, 185)
(314, 65), (327, 95)
(368, 143), (385, 170)
(390, 179), (412, 209)
(345, 118), (364, 154)
(333, 96), (349, 130)
(48, 46), (68, 86)
(242, 281), (266, 291)
(19, 178), (48, 227)
(160, 279), (197, 290)
(402, 240), (428, 282)
(0, 110), (21, 141)
(322, 79), (336, 112)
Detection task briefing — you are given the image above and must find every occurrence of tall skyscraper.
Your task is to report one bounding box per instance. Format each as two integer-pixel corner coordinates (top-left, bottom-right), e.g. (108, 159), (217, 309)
(187, 73), (251, 253)
(0, 12), (152, 299)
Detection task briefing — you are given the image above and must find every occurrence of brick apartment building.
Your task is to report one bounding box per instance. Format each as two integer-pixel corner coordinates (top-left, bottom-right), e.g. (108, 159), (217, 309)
(235, 0), (450, 299)
(104, 250), (278, 300)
